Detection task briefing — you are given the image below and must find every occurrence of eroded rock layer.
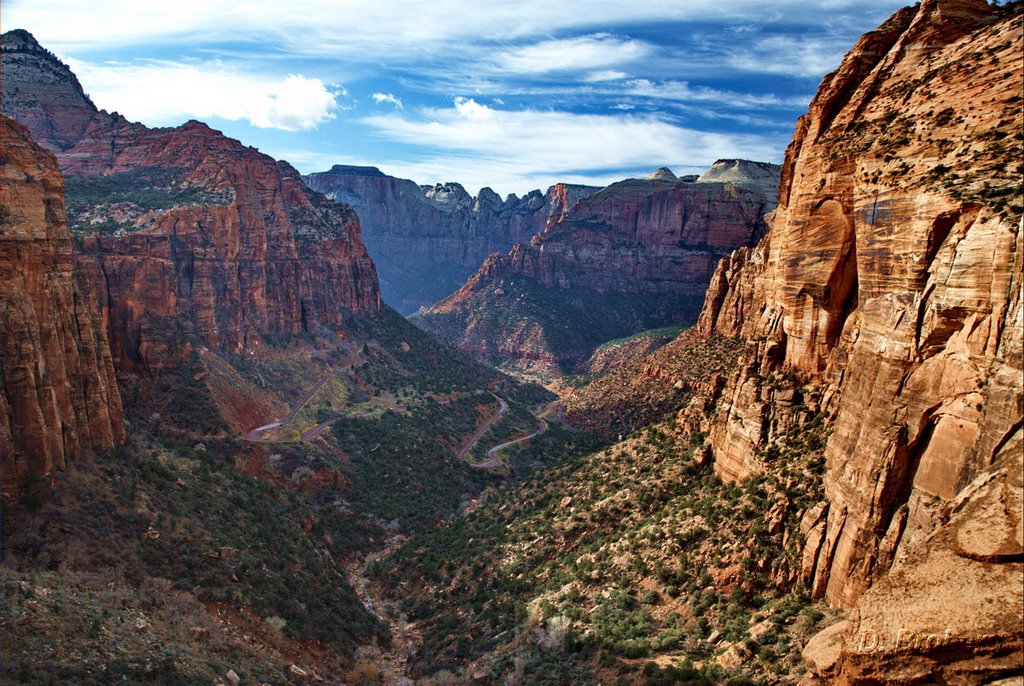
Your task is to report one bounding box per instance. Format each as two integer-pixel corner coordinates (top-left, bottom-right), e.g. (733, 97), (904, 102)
(304, 165), (598, 313)
(2, 31), (381, 371)
(416, 161), (780, 376)
(692, 1), (1022, 680)
(0, 115), (124, 499)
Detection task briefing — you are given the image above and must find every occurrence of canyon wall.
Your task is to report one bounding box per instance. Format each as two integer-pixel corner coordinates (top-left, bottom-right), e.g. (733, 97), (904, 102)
(304, 165), (597, 313)
(2, 31), (381, 371)
(0, 115), (125, 499)
(416, 162), (779, 376)
(693, 1), (1022, 680)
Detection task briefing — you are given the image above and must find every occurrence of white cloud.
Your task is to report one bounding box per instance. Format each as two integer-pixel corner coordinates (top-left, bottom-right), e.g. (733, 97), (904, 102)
(453, 97), (495, 121)
(493, 34), (651, 74)
(585, 70), (628, 83)
(355, 98), (782, 195)
(8, 0), (907, 61)
(727, 35), (847, 77)
(66, 58), (339, 131)
(372, 92), (404, 109)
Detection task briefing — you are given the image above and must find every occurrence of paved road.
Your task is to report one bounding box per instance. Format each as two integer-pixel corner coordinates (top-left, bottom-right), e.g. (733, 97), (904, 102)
(299, 405), (405, 442)
(244, 366), (348, 441)
(469, 416), (549, 469)
(454, 393), (508, 461)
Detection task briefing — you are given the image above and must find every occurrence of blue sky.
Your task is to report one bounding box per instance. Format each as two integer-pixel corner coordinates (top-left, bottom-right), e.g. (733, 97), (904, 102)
(7, 0), (909, 196)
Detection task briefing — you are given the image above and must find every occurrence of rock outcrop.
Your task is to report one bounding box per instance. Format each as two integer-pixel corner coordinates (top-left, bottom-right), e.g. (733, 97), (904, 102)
(1, 30), (98, 152)
(0, 115), (124, 500)
(415, 163), (779, 376)
(304, 165), (597, 312)
(3, 31), (381, 370)
(802, 449), (1022, 685)
(691, 0), (1022, 679)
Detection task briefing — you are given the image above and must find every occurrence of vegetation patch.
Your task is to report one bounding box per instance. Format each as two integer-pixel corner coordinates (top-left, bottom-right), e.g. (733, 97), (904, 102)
(64, 167), (231, 234)
(378, 376), (832, 685)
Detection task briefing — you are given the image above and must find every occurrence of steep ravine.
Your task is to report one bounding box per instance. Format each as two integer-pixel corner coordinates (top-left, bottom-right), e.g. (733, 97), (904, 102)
(305, 165), (598, 313)
(344, 536), (422, 686)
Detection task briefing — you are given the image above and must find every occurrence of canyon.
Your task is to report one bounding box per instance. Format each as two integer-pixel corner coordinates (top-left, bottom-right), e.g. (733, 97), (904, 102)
(416, 161), (781, 377)
(305, 165), (598, 313)
(1, 1), (1021, 684)
(375, 1), (1022, 683)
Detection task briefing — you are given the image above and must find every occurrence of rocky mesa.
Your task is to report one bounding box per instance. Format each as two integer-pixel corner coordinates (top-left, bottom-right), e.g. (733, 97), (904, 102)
(415, 161), (780, 377)
(691, 0), (1022, 680)
(305, 164), (598, 313)
(0, 115), (124, 500)
(2, 31), (381, 371)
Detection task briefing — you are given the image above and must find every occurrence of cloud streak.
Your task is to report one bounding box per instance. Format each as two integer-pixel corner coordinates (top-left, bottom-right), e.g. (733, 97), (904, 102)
(5, 0), (909, 194)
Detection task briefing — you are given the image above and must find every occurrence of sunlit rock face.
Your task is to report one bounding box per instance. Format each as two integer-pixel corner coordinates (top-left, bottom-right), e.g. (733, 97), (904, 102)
(694, 1), (1022, 680)
(416, 162), (779, 375)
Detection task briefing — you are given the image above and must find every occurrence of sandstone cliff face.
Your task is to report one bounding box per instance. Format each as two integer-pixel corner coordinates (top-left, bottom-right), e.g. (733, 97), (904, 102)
(0, 116), (125, 500)
(416, 162), (779, 376)
(802, 449), (1022, 685)
(2, 32), (381, 370)
(513, 162), (778, 297)
(66, 120), (381, 369)
(692, 0), (1022, 678)
(304, 165), (597, 313)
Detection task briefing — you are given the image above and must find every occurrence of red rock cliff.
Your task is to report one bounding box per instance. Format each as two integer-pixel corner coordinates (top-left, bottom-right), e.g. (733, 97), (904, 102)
(694, 1), (1022, 679)
(516, 163), (778, 297)
(67, 119), (381, 369)
(417, 163), (779, 375)
(2, 32), (381, 370)
(0, 116), (125, 499)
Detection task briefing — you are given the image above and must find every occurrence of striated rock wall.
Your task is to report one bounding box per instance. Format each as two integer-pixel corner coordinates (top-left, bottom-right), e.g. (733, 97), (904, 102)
(802, 447), (1022, 685)
(304, 165), (597, 313)
(65, 120), (381, 369)
(2, 32), (381, 371)
(693, 0), (1022, 678)
(417, 162), (779, 375)
(509, 163), (778, 297)
(0, 116), (125, 499)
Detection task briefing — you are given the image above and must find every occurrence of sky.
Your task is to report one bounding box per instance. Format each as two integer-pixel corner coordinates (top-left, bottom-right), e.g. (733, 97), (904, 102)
(6, 0), (910, 197)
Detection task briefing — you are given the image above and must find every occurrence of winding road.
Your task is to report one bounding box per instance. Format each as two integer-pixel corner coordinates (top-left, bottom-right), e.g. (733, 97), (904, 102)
(454, 393), (508, 461)
(299, 405), (405, 441)
(456, 396), (553, 469)
(474, 416), (549, 468)
(245, 368), (550, 471)
(244, 366), (348, 441)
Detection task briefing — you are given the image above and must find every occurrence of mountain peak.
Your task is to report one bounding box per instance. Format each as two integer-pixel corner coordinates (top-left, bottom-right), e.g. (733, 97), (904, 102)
(2, 28), (42, 48)
(2, 29), (98, 151)
(696, 159), (782, 196)
(646, 167), (678, 181)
